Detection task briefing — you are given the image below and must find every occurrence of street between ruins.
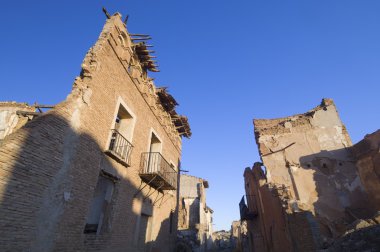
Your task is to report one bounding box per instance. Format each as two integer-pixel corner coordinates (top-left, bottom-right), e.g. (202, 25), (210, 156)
(1, 1), (380, 252)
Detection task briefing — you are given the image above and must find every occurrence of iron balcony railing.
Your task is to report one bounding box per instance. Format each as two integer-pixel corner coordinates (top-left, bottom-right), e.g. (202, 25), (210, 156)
(140, 152), (177, 190)
(105, 129), (133, 166)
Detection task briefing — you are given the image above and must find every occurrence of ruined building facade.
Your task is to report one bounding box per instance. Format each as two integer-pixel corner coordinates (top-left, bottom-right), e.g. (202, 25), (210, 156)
(231, 220), (249, 252)
(0, 12), (190, 252)
(177, 174), (214, 251)
(241, 99), (380, 251)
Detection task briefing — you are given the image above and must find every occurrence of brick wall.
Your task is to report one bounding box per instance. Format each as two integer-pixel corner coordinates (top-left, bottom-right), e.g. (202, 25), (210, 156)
(0, 13), (186, 252)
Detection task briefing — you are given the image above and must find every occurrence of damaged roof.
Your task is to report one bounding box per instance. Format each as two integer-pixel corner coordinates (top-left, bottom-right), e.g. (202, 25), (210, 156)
(156, 87), (178, 112)
(133, 42), (159, 72)
(156, 87), (192, 138)
(103, 8), (191, 139)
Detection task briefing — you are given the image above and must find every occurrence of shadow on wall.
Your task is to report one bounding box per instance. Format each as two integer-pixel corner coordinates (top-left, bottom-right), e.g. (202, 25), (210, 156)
(248, 146), (379, 252)
(0, 113), (172, 252)
(247, 149), (380, 251)
(295, 147), (377, 249)
(146, 217), (172, 252)
(189, 198), (200, 228)
(179, 197), (200, 230)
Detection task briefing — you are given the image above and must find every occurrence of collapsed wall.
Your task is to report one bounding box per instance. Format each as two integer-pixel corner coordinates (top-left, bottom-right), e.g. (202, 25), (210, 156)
(177, 174), (213, 252)
(248, 99), (375, 251)
(352, 130), (380, 211)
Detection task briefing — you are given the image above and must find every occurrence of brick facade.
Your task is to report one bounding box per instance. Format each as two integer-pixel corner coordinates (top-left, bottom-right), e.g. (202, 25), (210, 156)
(0, 13), (190, 252)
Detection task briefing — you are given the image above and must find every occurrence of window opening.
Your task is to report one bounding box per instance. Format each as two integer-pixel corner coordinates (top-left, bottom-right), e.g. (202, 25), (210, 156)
(84, 175), (115, 234)
(107, 103), (135, 166)
(147, 132), (162, 173)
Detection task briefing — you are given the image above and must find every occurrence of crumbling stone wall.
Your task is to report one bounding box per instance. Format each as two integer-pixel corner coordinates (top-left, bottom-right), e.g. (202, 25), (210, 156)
(0, 12), (188, 252)
(352, 130), (380, 211)
(231, 220), (249, 251)
(246, 99), (373, 251)
(177, 174), (213, 252)
(178, 174), (209, 230)
(243, 163), (292, 252)
(212, 230), (231, 250)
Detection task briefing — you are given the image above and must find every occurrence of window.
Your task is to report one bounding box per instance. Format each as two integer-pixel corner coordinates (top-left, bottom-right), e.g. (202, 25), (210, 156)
(113, 104), (134, 141)
(149, 132), (162, 153)
(84, 175), (115, 234)
(106, 101), (135, 166)
(147, 132), (162, 173)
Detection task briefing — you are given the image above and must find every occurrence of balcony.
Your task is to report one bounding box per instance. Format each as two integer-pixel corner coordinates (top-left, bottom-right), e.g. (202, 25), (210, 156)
(139, 152), (177, 190)
(105, 129), (133, 167)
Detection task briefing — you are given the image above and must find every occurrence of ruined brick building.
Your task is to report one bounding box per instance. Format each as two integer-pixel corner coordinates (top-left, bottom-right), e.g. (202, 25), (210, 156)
(231, 220), (249, 251)
(0, 11), (191, 251)
(241, 99), (380, 251)
(177, 174), (214, 252)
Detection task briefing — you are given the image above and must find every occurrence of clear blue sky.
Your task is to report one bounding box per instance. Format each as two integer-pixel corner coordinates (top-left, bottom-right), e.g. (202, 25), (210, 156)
(1, 1), (380, 231)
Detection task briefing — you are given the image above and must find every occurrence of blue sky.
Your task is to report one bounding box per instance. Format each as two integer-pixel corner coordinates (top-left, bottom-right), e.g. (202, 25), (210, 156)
(1, 1), (380, 230)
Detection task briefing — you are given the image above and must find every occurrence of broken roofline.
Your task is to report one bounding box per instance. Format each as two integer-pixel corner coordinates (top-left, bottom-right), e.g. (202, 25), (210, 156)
(101, 9), (192, 138)
(252, 98), (352, 157)
(156, 87), (191, 138)
(181, 174), (209, 188)
(253, 98), (336, 128)
(1, 9), (192, 142)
